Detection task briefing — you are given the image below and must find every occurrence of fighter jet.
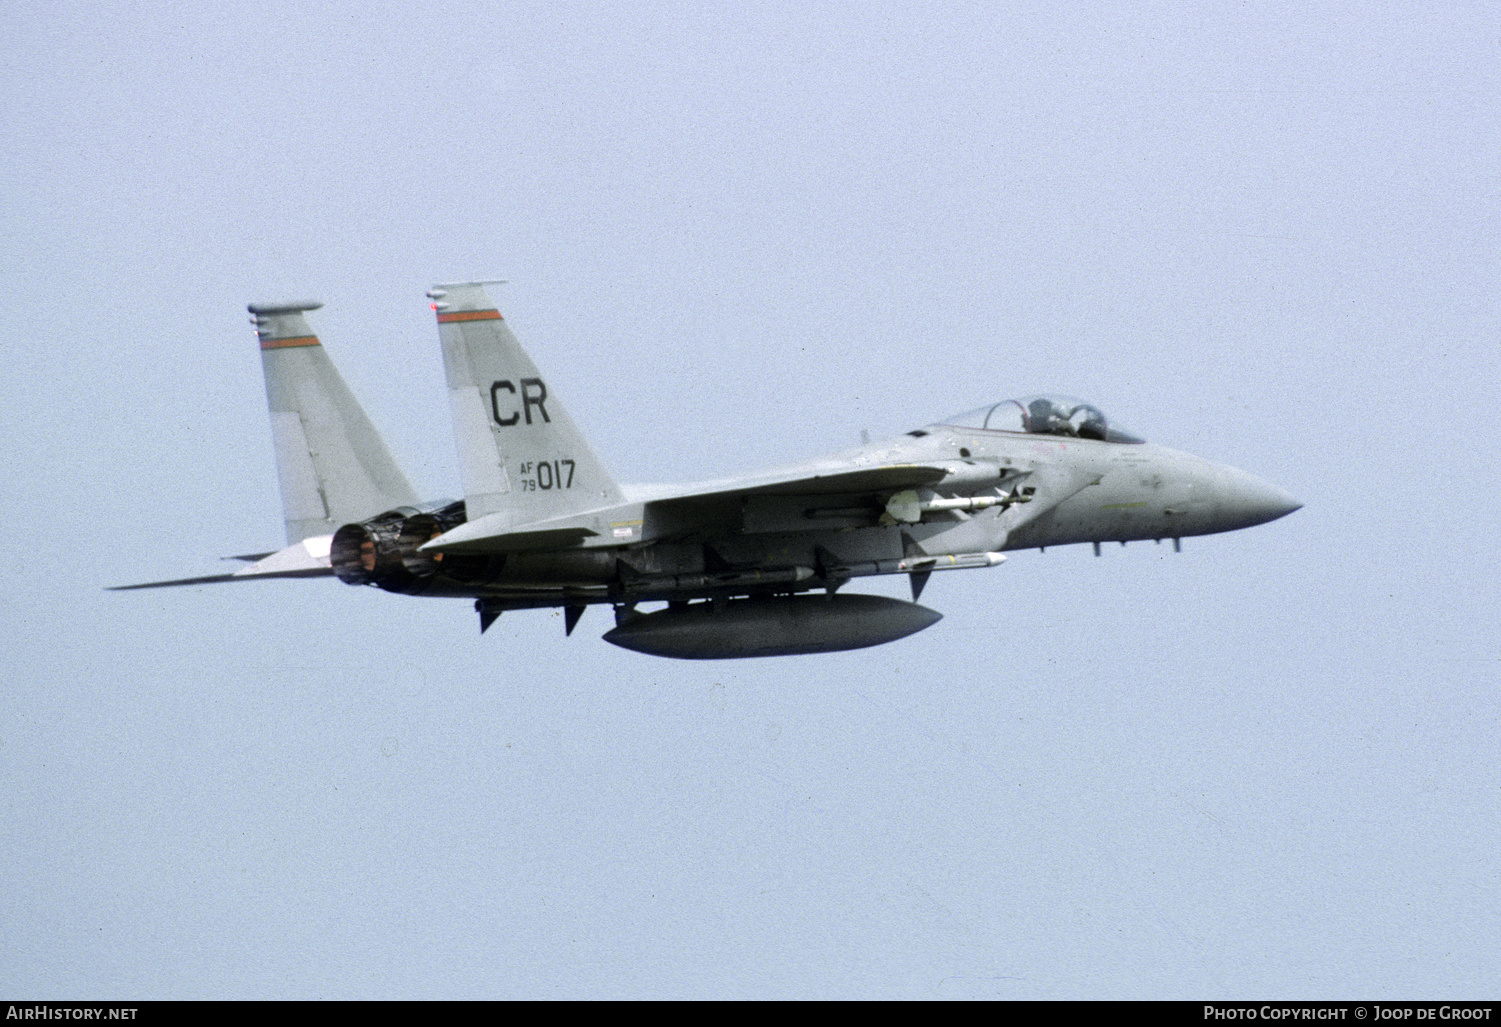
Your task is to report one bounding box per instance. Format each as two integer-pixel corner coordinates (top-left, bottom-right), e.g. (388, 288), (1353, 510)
(115, 281), (1301, 659)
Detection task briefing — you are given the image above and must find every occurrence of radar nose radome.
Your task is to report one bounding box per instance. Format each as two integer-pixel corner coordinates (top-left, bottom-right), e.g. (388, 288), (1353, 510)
(1214, 464), (1302, 531)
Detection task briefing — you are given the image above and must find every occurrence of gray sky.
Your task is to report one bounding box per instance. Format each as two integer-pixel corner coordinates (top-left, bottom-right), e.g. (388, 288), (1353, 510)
(3, 0), (1498, 999)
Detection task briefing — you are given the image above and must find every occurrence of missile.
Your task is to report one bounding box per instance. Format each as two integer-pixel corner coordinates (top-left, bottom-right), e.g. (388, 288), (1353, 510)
(602, 593), (942, 659)
(899, 551), (1006, 571)
(883, 488), (1033, 524)
(832, 551), (1006, 579)
(919, 495), (1003, 513)
(621, 565), (816, 597)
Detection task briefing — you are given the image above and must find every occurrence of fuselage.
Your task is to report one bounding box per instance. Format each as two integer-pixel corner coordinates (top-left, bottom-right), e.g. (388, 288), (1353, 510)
(355, 420), (1300, 608)
(901, 426), (1302, 550)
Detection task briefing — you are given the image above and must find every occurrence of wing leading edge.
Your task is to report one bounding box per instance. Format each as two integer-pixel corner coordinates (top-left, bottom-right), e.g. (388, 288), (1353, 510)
(419, 461), (958, 555)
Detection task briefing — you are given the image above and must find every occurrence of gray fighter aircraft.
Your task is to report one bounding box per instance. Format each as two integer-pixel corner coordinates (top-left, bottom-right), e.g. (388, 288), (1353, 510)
(115, 282), (1301, 658)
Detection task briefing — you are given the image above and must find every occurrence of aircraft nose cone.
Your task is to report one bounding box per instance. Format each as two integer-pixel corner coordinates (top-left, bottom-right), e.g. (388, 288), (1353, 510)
(1216, 465), (1303, 530)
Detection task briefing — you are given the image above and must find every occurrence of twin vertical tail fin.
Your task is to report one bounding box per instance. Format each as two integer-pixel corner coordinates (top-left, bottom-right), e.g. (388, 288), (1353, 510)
(252, 284), (618, 547)
(428, 282), (623, 530)
(251, 302), (419, 544)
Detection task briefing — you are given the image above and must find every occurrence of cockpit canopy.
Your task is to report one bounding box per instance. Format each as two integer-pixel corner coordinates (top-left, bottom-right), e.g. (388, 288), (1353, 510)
(937, 394), (1143, 443)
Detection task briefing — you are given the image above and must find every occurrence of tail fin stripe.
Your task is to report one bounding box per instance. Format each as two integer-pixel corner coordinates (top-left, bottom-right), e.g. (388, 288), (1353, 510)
(259, 335), (320, 350)
(437, 310), (502, 323)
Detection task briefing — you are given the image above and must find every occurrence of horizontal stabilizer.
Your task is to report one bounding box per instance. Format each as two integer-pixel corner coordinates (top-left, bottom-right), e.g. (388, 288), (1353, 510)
(109, 568), (333, 590)
(111, 535), (334, 590)
(422, 512), (603, 555)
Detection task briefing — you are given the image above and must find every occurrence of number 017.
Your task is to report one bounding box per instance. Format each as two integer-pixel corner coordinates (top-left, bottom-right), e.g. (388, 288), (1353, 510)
(536, 459), (575, 490)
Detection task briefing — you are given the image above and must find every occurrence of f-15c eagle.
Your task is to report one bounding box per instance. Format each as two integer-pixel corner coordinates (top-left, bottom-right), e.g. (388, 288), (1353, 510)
(115, 281), (1300, 658)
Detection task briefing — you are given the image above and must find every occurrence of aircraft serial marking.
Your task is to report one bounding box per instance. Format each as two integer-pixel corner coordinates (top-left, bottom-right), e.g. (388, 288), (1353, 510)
(518, 459), (575, 490)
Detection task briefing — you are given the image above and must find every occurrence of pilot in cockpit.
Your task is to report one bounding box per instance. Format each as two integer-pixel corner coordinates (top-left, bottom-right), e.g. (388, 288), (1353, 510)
(934, 394), (1141, 444)
(1023, 397), (1108, 441)
(1024, 397), (1069, 435)
(1071, 404), (1107, 441)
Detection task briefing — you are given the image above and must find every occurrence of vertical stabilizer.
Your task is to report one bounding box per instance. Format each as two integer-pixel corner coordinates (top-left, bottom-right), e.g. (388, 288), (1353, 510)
(428, 282), (623, 528)
(250, 302), (419, 543)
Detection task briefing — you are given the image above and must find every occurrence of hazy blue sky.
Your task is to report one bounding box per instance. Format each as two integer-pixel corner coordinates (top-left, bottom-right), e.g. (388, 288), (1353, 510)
(4, 0), (1498, 999)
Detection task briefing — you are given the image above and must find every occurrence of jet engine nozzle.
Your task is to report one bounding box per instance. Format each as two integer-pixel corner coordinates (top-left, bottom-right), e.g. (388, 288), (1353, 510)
(330, 500), (466, 592)
(331, 510), (415, 589)
(398, 505), (469, 577)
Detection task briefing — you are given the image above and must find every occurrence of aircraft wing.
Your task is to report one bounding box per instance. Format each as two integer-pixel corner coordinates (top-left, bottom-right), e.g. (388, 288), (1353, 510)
(649, 462), (951, 501)
(424, 460), (978, 555)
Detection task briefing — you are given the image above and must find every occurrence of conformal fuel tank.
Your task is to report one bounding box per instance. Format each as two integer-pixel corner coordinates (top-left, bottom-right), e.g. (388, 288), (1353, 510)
(602, 593), (942, 659)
